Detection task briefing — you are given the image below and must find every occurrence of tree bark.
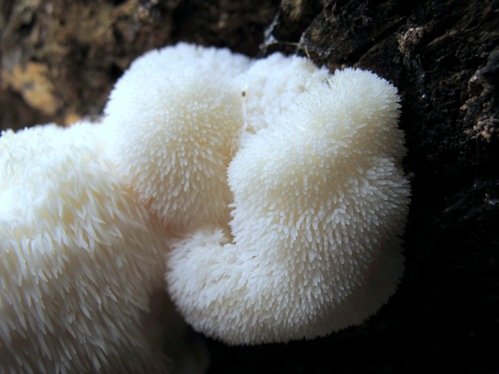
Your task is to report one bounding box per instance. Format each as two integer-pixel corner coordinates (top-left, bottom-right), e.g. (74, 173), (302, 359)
(1, 0), (497, 372)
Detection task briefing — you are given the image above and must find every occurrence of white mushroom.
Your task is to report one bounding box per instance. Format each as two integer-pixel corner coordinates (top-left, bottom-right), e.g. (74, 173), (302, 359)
(0, 123), (173, 373)
(166, 67), (410, 344)
(0, 44), (411, 370)
(236, 53), (330, 135)
(103, 43), (250, 234)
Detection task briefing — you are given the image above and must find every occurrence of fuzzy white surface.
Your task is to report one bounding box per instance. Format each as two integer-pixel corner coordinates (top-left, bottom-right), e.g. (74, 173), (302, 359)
(166, 67), (410, 344)
(0, 42), (411, 369)
(0, 123), (172, 373)
(104, 43), (250, 235)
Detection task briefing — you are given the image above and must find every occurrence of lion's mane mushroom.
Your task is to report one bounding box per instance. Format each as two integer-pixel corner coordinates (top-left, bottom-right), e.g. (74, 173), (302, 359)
(0, 42), (410, 372)
(166, 67), (410, 344)
(236, 53), (330, 135)
(0, 123), (173, 373)
(103, 43), (250, 234)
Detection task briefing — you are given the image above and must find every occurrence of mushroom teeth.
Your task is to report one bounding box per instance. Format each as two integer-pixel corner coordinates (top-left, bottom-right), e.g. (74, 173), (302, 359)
(0, 123), (170, 372)
(103, 43), (249, 235)
(166, 68), (410, 344)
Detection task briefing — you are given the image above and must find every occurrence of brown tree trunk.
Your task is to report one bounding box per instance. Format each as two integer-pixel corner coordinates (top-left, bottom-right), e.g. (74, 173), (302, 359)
(1, 0), (497, 372)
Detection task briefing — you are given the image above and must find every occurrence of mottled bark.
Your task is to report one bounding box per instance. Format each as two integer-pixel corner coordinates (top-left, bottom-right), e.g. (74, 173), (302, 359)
(0, 0), (277, 128)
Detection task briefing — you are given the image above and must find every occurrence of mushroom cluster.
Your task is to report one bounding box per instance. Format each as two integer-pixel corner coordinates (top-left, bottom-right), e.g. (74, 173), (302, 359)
(0, 43), (410, 372)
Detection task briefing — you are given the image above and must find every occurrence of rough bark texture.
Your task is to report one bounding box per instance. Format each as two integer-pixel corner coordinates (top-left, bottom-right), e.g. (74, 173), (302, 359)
(1, 0), (498, 372)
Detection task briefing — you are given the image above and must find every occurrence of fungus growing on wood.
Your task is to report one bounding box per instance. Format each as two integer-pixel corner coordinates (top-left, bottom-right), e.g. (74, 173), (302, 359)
(166, 66), (410, 344)
(0, 43), (410, 372)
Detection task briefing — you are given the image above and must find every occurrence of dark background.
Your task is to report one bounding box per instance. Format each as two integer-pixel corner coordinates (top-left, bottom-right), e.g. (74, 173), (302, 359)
(1, 0), (498, 372)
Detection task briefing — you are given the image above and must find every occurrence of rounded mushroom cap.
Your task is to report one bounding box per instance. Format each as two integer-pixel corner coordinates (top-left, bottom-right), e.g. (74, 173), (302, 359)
(104, 44), (249, 234)
(0, 123), (170, 372)
(237, 53), (330, 136)
(166, 67), (410, 344)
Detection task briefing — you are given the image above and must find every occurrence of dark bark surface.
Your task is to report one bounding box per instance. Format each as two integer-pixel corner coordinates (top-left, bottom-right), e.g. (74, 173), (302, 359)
(1, 0), (498, 373)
